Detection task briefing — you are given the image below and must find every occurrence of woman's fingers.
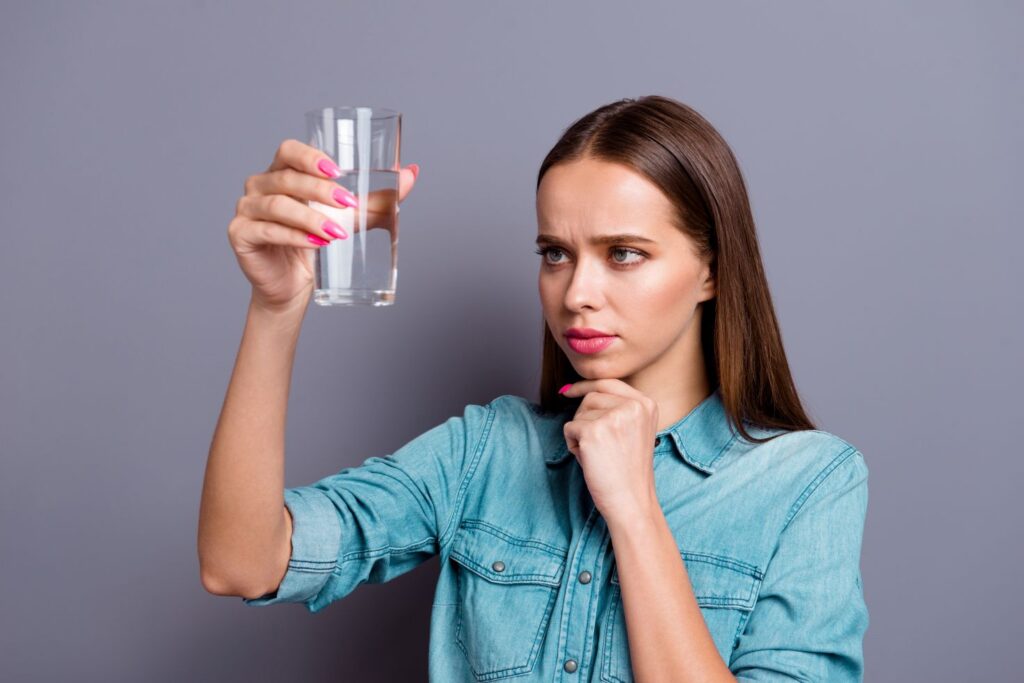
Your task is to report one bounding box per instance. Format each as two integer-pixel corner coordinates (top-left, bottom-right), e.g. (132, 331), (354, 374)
(397, 164), (420, 204)
(264, 138), (419, 200)
(246, 167), (357, 211)
(254, 139), (418, 235)
(237, 193), (347, 244)
(231, 218), (330, 250)
(560, 378), (653, 406)
(266, 138), (341, 179)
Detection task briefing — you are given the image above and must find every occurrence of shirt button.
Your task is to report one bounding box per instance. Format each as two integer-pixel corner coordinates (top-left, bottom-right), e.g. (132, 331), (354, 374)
(578, 570), (592, 584)
(491, 561), (505, 572)
(563, 658), (578, 673)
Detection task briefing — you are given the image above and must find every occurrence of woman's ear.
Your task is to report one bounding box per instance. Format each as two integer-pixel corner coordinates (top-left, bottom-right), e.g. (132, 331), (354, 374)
(697, 264), (716, 302)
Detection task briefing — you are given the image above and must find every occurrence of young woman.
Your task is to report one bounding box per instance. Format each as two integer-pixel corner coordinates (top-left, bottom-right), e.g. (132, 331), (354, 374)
(198, 95), (869, 682)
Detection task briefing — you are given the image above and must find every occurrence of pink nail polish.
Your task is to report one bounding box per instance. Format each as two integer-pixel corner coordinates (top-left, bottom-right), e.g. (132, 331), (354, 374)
(332, 186), (358, 208)
(317, 158), (343, 178)
(408, 163), (420, 180)
(307, 234), (329, 246)
(322, 221), (348, 239)
(558, 383), (572, 394)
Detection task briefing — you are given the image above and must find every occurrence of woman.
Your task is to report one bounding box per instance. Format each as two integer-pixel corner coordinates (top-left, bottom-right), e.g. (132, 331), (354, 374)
(198, 95), (869, 682)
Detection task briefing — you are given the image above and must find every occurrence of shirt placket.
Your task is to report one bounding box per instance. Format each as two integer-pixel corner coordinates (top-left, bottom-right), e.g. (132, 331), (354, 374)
(552, 504), (612, 681)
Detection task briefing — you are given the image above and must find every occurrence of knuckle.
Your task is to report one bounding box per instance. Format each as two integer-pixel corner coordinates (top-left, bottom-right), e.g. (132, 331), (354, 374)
(227, 216), (244, 242)
(265, 194), (286, 215)
(279, 138), (299, 157)
(235, 195), (246, 216)
(243, 174), (258, 195)
(266, 168), (287, 194)
(271, 143), (285, 165)
(280, 167), (304, 192)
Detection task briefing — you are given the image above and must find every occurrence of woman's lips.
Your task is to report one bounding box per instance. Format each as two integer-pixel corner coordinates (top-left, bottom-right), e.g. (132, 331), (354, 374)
(566, 335), (617, 354)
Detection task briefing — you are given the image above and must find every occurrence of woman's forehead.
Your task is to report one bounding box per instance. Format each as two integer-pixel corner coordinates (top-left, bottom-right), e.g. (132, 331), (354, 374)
(536, 185), (679, 244)
(536, 159), (677, 233)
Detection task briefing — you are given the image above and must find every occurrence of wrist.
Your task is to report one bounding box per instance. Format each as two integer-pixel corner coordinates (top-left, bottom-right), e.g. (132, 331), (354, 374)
(603, 488), (663, 534)
(247, 298), (308, 336)
(249, 295), (309, 320)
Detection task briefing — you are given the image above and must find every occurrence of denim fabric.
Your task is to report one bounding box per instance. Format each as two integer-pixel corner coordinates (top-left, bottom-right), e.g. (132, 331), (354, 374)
(243, 387), (869, 682)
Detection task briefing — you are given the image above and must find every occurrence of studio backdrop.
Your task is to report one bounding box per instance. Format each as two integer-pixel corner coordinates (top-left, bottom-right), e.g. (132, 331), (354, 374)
(1, 1), (1020, 681)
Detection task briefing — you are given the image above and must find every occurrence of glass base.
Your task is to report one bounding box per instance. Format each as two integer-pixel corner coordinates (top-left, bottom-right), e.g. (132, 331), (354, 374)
(314, 288), (396, 307)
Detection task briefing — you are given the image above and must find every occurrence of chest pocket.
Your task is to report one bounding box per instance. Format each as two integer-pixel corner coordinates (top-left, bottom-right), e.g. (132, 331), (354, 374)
(449, 519), (568, 681)
(600, 551), (763, 683)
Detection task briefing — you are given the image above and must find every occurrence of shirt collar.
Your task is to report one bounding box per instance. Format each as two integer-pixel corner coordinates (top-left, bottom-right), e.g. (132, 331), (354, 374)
(544, 386), (737, 475)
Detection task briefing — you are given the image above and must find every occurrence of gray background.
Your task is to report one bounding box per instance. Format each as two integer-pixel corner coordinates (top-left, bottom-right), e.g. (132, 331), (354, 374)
(1, 1), (1020, 680)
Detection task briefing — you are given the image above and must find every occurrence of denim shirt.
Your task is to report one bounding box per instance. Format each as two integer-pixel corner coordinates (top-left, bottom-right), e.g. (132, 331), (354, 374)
(243, 387), (869, 682)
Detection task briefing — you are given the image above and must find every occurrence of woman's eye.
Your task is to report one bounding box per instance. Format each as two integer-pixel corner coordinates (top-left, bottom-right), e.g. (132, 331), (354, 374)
(533, 246), (646, 267)
(610, 247), (645, 265)
(534, 246), (567, 264)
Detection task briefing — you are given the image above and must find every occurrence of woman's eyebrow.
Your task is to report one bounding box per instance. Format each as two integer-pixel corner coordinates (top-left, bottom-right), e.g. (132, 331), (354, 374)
(535, 233), (657, 246)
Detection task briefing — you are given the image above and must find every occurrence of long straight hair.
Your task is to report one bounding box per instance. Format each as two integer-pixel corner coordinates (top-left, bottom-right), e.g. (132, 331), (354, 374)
(536, 95), (815, 444)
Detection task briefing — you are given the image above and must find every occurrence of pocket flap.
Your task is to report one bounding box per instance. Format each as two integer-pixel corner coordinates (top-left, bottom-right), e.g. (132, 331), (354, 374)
(611, 550), (762, 610)
(450, 520), (567, 586)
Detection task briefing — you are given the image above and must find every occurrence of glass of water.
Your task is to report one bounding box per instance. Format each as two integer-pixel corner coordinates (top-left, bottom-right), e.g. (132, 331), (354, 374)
(306, 106), (401, 306)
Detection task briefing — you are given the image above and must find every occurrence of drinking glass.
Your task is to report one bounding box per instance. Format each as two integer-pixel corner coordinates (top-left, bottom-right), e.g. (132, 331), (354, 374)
(306, 106), (401, 306)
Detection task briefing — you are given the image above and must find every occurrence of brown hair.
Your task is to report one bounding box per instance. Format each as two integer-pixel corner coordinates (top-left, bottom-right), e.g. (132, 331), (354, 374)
(535, 95), (815, 443)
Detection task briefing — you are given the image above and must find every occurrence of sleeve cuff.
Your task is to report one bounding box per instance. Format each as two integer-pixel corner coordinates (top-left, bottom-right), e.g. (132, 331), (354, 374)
(241, 487), (342, 608)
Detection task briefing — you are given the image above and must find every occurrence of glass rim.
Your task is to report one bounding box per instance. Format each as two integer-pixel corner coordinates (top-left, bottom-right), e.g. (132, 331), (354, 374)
(304, 106), (401, 121)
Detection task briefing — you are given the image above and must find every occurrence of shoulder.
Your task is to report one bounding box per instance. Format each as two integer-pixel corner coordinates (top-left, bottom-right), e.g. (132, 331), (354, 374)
(433, 394), (551, 442)
(423, 394), (560, 451)
(482, 393), (565, 433)
(767, 428), (867, 491)
(737, 427), (865, 473)
(728, 427), (868, 518)
(485, 392), (535, 412)
(481, 393), (567, 425)
(485, 393), (549, 413)
(464, 393), (572, 457)
(435, 393), (543, 427)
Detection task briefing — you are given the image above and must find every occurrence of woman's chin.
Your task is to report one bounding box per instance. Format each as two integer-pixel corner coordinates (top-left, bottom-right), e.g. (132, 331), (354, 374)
(569, 360), (624, 380)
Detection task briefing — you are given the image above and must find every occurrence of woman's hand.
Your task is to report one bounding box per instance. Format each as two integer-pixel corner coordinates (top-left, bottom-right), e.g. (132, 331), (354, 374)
(227, 138), (419, 313)
(560, 379), (661, 522)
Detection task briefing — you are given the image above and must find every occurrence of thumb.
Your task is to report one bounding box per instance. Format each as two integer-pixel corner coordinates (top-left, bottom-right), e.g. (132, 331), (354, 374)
(397, 163), (420, 204)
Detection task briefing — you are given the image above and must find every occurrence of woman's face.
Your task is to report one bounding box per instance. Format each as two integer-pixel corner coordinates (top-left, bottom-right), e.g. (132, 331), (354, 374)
(536, 157), (715, 386)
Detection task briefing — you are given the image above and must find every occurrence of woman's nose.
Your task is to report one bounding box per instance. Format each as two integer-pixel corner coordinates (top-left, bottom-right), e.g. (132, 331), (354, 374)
(562, 259), (606, 311)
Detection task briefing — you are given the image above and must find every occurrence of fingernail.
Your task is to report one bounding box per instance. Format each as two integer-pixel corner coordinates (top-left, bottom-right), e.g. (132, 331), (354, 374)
(558, 383), (572, 395)
(322, 220), (348, 239)
(307, 234), (329, 246)
(332, 186), (358, 208)
(317, 158), (343, 178)
(408, 163), (420, 180)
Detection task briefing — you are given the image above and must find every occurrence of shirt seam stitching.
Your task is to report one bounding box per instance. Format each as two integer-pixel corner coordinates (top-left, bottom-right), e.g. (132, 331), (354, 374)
(437, 400), (497, 552)
(705, 431), (740, 470)
(780, 445), (858, 534)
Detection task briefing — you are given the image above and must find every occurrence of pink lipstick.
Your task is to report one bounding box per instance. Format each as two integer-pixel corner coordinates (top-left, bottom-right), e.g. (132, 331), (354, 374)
(565, 327), (617, 355)
(567, 336), (617, 354)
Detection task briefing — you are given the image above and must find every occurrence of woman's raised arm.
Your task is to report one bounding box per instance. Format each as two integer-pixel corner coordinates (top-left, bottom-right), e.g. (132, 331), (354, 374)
(197, 139), (418, 598)
(198, 300), (303, 598)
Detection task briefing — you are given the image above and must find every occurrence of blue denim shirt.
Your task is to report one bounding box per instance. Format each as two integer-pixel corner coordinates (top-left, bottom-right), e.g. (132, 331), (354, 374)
(243, 387), (869, 681)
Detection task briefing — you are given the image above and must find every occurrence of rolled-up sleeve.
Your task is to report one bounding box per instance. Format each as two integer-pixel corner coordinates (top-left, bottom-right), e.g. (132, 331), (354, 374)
(729, 447), (870, 682)
(242, 400), (495, 613)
